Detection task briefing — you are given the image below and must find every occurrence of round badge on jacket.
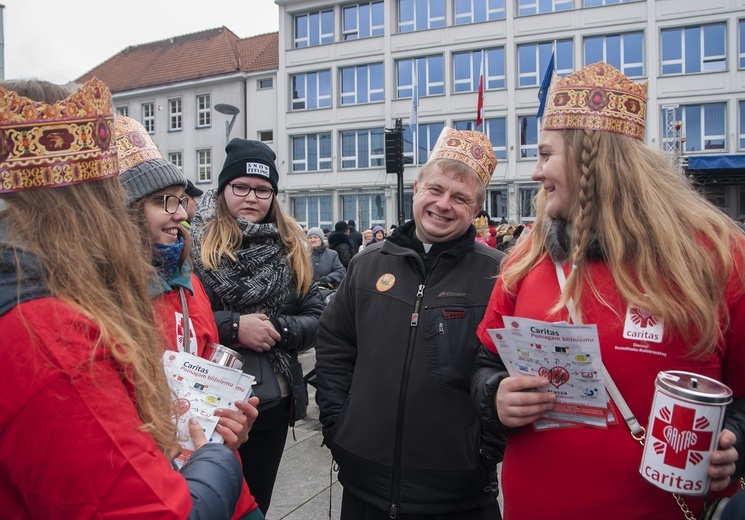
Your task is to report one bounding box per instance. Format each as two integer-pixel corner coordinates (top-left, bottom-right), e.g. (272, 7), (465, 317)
(376, 273), (395, 292)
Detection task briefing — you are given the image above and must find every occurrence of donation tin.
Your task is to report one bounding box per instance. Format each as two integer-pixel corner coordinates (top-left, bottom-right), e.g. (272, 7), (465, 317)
(640, 371), (732, 496)
(202, 343), (245, 370)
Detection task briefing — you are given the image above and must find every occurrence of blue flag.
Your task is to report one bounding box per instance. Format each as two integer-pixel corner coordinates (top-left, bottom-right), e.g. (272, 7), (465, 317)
(536, 51), (555, 120)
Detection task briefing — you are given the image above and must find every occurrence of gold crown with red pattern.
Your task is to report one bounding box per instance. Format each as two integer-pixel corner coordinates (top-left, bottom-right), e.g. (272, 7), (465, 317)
(0, 78), (117, 193)
(114, 115), (164, 172)
(427, 127), (497, 186)
(542, 62), (648, 141)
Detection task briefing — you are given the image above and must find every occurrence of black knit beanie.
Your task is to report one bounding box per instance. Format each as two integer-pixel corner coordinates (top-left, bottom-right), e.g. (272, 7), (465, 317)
(218, 138), (279, 193)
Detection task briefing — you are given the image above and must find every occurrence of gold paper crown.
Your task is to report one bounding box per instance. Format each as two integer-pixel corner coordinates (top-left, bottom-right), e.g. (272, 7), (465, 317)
(0, 78), (118, 193)
(115, 116), (163, 172)
(542, 62), (648, 141)
(427, 127), (497, 186)
(473, 215), (489, 230)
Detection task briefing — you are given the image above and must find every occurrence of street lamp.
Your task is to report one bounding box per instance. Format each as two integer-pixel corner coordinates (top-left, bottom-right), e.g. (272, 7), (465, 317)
(214, 103), (240, 144)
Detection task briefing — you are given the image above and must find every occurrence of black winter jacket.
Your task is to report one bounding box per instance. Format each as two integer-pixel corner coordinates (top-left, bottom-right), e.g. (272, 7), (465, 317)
(205, 282), (325, 423)
(315, 220), (506, 517)
(327, 231), (355, 268)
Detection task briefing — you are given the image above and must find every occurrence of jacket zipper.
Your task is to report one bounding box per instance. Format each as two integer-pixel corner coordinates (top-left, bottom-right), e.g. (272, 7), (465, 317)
(389, 282), (425, 519)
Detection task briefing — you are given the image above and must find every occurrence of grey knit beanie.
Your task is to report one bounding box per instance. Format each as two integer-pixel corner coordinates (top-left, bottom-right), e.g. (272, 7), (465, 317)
(120, 158), (187, 204)
(115, 116), (187, 204)
(307, 227), (325, 241)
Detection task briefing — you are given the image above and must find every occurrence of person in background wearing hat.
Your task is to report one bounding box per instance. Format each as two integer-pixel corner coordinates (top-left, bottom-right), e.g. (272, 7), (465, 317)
(473, 63), (745, 519)
(191, 138), (324, 516)
(0, 79), (245, 518)
(328, 220), (356, 269)
(347, 219), (363, 252)
(370, 225), (386, 244)
(359, 228), (374, 252)
(315, 128), (506, 519)
(116, 116), (263, 520)
(184, 179), (204, 225)
(307, 227), (346, 289)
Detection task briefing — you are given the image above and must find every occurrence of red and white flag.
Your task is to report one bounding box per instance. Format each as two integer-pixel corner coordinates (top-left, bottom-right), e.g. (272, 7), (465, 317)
(476, 50), (485, 128)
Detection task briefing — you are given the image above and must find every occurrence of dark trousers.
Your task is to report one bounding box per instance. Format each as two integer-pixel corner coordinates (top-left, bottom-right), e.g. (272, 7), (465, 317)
(238, 396), (291, 515)
(341, 490), (502, 520)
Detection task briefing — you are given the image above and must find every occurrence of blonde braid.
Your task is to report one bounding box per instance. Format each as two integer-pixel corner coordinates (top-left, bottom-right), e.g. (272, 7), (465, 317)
(562, 129), (600, 323)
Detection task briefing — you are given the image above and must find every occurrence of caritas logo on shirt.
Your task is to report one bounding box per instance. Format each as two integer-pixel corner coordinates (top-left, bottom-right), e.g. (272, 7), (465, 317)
(622, 305), (663, 343)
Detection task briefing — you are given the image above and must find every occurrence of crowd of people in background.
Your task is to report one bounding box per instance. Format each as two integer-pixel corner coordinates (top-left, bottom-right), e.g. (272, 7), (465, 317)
(4, 61), (745, 520)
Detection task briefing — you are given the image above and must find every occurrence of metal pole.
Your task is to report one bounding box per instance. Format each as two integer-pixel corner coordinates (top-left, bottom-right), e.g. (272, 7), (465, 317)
(395, 118), (405, 225)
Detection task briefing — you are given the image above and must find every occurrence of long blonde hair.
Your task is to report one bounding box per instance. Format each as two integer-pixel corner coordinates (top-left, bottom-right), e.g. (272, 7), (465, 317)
(503, 129), (745, 357)
(199, 193), (313, 297)
(0, 80), (179, 456)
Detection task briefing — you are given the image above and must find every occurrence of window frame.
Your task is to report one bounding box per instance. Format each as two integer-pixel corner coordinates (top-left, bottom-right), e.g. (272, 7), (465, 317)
(294, 9), (334, 48)
(661, 23), (727, 76)
(142, 102), (155, 134)
(291, 70), (332, 111)
(396, 55), (445, 99)
(340, 128), (386, 169)
(398, 0), (446, 33)
(340, 63), (385, 105)
(342, 1), (385, 40)
(116, 106), (129, 117)
(584, 32), (644, 78)
(453, 48), (506, 93)
(404, 122), (445, 165)
(291, 133), (333, 172)
(518, 115), (539, 159)
(518, 40), (573, 87)
(517, 0), (573, 16)
(168, 151), (183, 172)
(740, 100), (745, 150)
(258, 78), (274, 90)
(454, 118), (507, 160)
(196, 148), (212, 183)
(454, 0), (506, 24)
(196, 94), (211, 128)
(291, 194), (334, 230)
(168, 97), (182, 132)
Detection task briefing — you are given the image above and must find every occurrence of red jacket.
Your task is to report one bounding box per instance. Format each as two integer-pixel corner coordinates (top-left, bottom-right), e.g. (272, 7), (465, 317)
(154, 273), (258, 519)
(0, 298), (193, 518)
(476, 254), (745, 519)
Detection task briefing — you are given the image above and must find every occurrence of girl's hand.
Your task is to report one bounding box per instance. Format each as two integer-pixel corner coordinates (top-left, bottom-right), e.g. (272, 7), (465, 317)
(495, 375), (557, 428)
(238, 313), (281, 352)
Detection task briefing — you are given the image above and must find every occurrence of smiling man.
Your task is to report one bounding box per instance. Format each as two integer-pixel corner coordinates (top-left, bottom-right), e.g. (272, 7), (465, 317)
(314, 128), (507, 520)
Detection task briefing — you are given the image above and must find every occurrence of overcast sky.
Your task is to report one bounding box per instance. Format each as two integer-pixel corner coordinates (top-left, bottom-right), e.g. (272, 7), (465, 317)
(2, 0), (280, 83)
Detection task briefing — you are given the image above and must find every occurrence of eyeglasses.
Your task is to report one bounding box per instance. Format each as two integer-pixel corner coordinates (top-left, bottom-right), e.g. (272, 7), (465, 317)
(228, 183), (274, 200)
(153, 195), (189, 214)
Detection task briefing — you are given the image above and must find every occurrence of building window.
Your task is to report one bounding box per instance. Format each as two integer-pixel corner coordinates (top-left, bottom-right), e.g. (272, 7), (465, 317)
(343, 1), (384, 40)
(661, 23), (726, 75)
(518, 0), (572, 16)
(258, 130), (274, 142)
(292, 194), (333, 229)
(398, 0), (446, 33)
(197, 149), (212, 182)
(196, 94), (211, 128)
(340, 63), (384, 105)
(454, 0), (505, 24)
(168, 151), (183, 171)
(342, 192), (387, 229)
(739, 20), (745, 69)
(258, 78), (273, 89)
(341, 129), (385, 169)
(404, 122), (445, 165)
(295, 10), (334, 48)
(454, 118), (507, 160)
(666, 104), (726, 153)
(142, 102), (155, 133)
(116, 106), (129, 117)
(584, 0), (640, 6)
(453, 48), (505, 93)
(518, 40), (573, 87)
(519, 186), (539, 219)
(740, 101), (745, 149)
(584, 32), (644, 77)
(169, 98), (182, 131)
(488, 189), (509, 219)
(519, 115), (539, 158)
(397, 56), (445, 99)
(292, 133), (332, 172)
(291, 70), (332, 110)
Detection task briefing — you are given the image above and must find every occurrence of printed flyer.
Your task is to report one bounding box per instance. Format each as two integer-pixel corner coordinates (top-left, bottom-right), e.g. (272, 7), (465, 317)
(487, 316), (609, 430)
(162, 351), (254, 467)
